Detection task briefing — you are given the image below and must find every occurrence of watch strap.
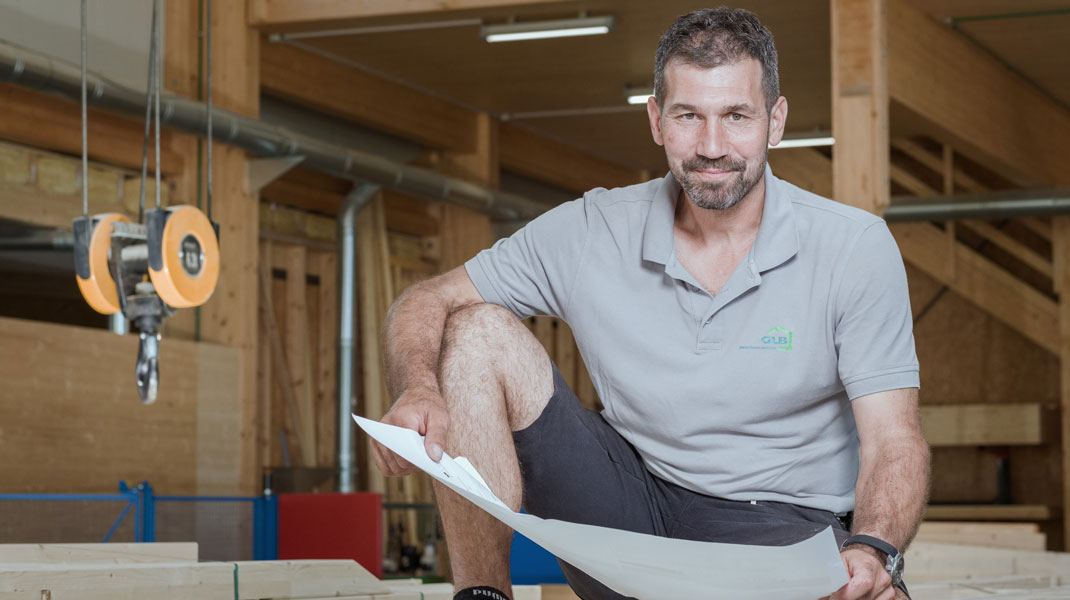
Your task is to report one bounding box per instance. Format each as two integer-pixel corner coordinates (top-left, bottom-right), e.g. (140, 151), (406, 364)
(840, 534), (904, 586)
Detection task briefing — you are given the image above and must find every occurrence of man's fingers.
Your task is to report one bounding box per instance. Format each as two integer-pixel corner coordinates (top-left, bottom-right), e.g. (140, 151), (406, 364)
(876, 586), (896, 600)
(424, 409), (450, 462)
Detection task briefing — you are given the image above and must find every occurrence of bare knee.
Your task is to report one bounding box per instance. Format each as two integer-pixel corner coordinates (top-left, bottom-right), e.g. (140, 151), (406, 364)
(439, 303), (552, 430)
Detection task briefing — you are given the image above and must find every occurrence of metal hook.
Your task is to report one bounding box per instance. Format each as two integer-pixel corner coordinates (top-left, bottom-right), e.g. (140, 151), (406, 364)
(136, 331), (160, 404)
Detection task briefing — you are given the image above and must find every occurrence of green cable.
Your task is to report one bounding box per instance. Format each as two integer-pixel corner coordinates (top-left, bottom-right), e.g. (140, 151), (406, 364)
(233, 563), (239, 600)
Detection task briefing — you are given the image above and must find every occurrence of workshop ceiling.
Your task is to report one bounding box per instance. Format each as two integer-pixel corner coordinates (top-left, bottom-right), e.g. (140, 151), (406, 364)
(267, 0), (1070, 176)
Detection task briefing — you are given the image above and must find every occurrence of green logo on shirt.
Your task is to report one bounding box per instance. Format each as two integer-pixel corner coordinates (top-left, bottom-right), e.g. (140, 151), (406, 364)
(740, 326), (793, 351)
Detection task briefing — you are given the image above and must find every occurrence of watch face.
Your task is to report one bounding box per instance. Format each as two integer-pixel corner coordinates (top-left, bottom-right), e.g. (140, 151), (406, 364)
(887, 553), (904, 585)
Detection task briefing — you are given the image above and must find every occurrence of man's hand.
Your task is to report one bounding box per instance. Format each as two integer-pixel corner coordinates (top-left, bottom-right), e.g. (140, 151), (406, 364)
(828, 547), (894, 600)
(370, 385), (450, 477)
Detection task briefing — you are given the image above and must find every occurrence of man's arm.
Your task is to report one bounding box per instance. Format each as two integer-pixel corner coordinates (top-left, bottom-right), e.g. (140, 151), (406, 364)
(370, 265), (483, 476)
(833, 387), (930, 600)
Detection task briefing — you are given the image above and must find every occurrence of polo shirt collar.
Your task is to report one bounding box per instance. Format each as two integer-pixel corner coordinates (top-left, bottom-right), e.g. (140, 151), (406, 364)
(641, 165), (799, 273)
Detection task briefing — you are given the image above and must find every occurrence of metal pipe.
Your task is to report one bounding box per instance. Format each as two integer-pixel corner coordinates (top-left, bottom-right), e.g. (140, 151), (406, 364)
(0, 41), (547, 222)
(337, 183), (379, 493)
(885, 190), (1070, 222)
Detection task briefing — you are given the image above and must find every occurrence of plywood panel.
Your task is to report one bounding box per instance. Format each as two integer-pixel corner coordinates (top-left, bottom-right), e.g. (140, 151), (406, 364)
(0, 317), (240, 494)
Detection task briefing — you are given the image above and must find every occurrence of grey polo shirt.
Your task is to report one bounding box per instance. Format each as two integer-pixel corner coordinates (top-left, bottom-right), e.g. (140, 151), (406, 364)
(465, 166), (919, 514)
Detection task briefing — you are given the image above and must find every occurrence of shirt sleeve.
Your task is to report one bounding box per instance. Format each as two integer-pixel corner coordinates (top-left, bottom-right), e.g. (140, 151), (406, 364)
(464, 196), (589, 320)
(834, 221), (920, 400)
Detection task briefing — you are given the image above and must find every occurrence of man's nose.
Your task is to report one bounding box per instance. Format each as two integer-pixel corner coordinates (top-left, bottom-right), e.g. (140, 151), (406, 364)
(696, 119), (728, 160)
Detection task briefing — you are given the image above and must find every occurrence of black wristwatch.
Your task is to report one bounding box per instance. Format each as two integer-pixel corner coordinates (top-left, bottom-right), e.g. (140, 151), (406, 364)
(840, 534), (904, 586)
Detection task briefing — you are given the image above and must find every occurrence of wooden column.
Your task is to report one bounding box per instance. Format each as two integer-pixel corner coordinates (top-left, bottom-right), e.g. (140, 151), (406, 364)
(1053, 217), (1070, 548)
(831, 0), (889, 215)
(167, 0), (261, 495)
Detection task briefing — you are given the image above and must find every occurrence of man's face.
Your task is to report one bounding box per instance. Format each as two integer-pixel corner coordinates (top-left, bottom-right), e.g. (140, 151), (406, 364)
(647, 58), (787, 211)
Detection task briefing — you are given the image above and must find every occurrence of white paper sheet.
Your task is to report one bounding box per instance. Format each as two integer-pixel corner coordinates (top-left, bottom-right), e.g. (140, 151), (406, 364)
(355, 415), (849, 600)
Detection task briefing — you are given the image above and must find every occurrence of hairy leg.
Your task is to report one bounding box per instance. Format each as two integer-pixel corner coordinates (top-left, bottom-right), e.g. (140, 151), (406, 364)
(434, 304), (553, 597)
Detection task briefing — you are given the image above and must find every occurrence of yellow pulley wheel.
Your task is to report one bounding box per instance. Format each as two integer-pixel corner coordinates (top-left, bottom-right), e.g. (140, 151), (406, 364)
(148, 205), (220, 308)
(76, 213), (129, 315)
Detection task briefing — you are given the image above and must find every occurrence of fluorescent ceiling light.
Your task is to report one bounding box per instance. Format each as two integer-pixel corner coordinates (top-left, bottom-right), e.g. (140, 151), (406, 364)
(625, 87), (653, 105)
(771, 136), (835, 149)
(482, 16), (614, 43)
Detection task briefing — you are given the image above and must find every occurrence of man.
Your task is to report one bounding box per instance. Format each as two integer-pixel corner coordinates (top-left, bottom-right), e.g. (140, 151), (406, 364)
(371, 7), (930, 600)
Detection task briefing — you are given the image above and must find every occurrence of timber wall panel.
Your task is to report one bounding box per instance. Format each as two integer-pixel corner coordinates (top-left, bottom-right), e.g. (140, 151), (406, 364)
(0, 316), (240, 495)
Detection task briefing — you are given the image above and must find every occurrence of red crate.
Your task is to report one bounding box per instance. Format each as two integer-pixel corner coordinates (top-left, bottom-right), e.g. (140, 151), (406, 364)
(278, 492), (382, 577)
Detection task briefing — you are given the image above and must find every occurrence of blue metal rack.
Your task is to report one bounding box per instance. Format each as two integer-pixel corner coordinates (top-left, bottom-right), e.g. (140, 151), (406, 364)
(0, 481), (278, 560)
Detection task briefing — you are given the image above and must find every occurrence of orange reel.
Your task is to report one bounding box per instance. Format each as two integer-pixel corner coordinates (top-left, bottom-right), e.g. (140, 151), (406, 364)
(148, 205), (220, 308)
(75, 213), (129, 315)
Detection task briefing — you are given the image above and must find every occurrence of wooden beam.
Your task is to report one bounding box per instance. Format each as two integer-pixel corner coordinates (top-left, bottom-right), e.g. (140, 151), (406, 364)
(1053, 216), (1070, 549)
(959, 220), (1053, 278)
(890, 222), (1059, 354)
(284, 245), (318, 466)
(261, 42), (478, 153)
(923, 505), (1052, 522)
(914, 523), (1045, 552)
(920, 403), (1043, 447)
(249, 0), (566, 29)
(891, 138), (987, 194)
(0, 543), (198, 564)
(906, 541), (1070, 583)
(499, 123), (645, 195)
(0, 85), (185, 175)
(0, 559), (388, 598)
(887, 1), (1070, 187)
(831, 0), (889, 214)
(166, 0), (262, 494)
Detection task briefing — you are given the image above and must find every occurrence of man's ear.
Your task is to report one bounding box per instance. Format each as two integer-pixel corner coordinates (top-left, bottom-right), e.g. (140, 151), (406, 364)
(766, 96), (788, 147)
(647, 96), (665, 147)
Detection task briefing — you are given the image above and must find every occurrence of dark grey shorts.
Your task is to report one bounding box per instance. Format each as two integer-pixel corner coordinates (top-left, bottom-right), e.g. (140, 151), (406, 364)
(513, 364), (903, 599)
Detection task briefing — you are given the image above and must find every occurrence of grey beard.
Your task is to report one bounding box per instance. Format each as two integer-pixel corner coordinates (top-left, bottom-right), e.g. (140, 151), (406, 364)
(676, 155), (766, 211)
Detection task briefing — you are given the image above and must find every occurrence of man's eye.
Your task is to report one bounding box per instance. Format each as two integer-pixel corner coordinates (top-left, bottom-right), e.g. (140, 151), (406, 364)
(680, 113), (697, 120)
(729, 113), (744, 121)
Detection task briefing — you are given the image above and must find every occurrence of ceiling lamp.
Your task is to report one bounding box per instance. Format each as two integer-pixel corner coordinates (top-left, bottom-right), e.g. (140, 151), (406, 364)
(625, 86), (653, 105)
(482, 15), (615, 43)
(772, 134), (835, 149)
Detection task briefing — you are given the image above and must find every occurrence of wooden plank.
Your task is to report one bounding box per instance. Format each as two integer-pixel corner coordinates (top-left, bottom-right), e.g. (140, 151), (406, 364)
(0, 559), (387, 598)
(250, 0), (564, 28)
(924, 505), (1052, 521)
(960, 220), (1053, 278)
(906, 541), (1070, 583)
(767, 147), (832, 198)
(0, 543), (198, 564)
(915, 523), (1045, 551)
(357, 193), (392, 495)
(887, 1), (1070, 187)
(891, 222), (1059, 354)
(1020, 217), (1053, 242)
(499, 122), (645, 194)
(384, 191), (442, 237)
(258, 243), (275, 472)
(259, 262), (312, 467)
(284, 245), (318, 466)
(314, 251), (339, 467)
(891, 138), (987, 193)
(831, 0), (889, 214)
(889, 163), (937, 197)
(0, 317), (239, 495)
(261, 42), (477, 153)
(533, 317), (554, 355)
(921, 403), (1043, 447)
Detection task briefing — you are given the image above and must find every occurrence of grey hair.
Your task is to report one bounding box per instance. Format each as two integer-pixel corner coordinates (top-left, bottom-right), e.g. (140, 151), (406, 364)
(653, 7), (780, 112)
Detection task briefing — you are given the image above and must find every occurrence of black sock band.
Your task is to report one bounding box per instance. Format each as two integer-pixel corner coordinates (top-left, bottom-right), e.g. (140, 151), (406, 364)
(454, 586), (509, 600)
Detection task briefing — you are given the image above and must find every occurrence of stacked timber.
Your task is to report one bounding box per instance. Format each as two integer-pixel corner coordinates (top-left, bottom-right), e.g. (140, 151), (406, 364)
(0, 543), (549, 599)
